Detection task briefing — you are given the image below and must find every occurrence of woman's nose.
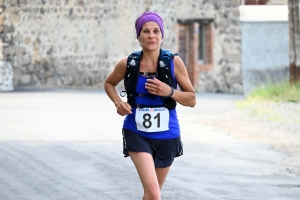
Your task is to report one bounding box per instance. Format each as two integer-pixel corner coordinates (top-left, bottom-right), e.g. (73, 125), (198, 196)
(148, 31), (154, 38)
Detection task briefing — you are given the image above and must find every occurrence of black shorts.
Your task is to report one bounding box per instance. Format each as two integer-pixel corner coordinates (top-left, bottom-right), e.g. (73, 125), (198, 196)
(122, 128), (183, 168)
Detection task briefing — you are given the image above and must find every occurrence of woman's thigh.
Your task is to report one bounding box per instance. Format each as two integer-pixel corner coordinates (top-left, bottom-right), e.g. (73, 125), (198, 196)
(128, 151), (160, 189)
(155, 167), (170, 189)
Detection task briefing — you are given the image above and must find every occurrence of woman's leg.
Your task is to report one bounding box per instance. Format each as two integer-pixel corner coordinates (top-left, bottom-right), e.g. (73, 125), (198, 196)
(155, 167), (171, 189)
(128, 151), (161, 200)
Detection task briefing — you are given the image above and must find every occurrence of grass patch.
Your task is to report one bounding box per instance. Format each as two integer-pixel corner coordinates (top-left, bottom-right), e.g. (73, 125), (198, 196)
(246, 81), (300, 103)
(236, 81), (300, 122)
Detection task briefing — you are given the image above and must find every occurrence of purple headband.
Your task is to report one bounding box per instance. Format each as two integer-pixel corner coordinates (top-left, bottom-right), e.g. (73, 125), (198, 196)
(135, 12), (164, 38)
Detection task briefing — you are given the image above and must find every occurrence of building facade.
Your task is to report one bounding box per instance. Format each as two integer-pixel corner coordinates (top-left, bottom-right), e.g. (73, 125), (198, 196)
(240, 5), (289, 94)
(1, 0), (242, 93)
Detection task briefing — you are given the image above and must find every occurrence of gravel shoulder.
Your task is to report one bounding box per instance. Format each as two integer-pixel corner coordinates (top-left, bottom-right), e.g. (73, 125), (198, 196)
(198, 100), (300, 176)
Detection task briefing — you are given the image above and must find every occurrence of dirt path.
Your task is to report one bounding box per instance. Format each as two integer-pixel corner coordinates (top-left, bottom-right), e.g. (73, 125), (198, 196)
(197, 100), (300, 177)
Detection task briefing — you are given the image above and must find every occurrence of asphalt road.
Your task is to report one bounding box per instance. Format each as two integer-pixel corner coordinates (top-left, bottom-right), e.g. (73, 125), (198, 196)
(0, 90), (299, 200)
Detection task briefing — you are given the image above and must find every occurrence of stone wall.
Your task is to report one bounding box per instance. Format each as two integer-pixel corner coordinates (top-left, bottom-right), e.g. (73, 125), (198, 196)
(197, 1), (242, 93)
(1, 0), (242, 93)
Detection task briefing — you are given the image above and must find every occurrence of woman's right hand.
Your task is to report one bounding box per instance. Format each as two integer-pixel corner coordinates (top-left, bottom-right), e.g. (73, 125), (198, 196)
(116, 101), (132, 116)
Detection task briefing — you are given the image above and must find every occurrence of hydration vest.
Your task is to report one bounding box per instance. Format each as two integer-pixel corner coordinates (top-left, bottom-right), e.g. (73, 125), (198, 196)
(122, 49), (177, 110)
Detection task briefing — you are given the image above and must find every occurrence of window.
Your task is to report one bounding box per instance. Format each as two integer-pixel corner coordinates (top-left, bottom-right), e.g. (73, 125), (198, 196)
(198, 24), (205, 65)
(200, 22), (213, 68)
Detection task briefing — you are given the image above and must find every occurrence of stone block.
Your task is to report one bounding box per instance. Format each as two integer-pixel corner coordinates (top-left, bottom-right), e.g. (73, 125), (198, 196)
(19, 74), (31, 85)
(0, 61), (14, 91)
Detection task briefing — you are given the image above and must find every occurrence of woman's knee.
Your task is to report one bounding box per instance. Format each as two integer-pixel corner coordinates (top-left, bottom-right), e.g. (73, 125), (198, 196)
(144, 186), (161, 200)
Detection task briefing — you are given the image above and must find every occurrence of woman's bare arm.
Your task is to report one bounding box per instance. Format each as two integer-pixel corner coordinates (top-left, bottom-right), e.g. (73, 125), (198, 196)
(104, 57), (132, 116)
(171, 56), (196, 107)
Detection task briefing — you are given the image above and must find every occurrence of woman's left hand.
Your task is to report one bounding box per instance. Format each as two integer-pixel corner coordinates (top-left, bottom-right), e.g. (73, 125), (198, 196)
(145, 78), (172, 97)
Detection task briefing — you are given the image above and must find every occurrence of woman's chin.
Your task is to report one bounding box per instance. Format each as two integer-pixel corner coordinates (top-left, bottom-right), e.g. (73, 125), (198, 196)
(144, 45), (159, 51)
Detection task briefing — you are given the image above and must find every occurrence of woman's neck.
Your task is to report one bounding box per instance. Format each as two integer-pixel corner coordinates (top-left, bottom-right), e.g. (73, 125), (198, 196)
(140, 49), (160, 71)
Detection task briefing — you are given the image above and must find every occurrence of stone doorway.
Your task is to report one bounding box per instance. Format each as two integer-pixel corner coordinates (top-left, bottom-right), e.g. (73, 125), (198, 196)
(177, 19), (214, 89)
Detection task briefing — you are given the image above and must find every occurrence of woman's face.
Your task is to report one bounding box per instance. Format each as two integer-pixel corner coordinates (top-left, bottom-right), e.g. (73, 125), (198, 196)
(138, 21), (163, 51)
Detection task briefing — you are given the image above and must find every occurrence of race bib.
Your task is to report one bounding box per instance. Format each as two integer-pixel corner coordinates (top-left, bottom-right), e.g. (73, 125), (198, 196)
(135, 107), (169, 132)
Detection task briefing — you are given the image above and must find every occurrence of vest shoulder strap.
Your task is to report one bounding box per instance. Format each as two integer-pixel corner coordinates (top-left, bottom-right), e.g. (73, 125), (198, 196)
(159, 49), (177, 68)
(127, 51), (141, 67)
